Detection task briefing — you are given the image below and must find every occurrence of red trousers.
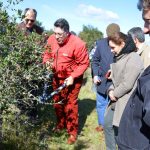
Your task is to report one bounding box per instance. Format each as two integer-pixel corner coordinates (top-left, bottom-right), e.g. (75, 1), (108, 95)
(53, 76), (83, 137)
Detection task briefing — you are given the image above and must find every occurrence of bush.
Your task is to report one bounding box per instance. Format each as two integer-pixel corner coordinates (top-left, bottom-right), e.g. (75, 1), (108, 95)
(0, 1), (51, 148)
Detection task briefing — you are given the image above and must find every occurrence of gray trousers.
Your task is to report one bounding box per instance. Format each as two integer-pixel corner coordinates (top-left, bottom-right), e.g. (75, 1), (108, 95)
(104, 106), (117, 150)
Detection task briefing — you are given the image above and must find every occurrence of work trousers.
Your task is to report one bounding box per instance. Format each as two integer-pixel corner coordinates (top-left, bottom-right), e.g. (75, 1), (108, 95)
(53, 76), (83, 137)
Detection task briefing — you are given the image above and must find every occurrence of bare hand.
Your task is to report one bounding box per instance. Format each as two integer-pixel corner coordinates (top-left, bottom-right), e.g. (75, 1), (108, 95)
(93, 76), (101, 85)
(65, 76), (74, 86)
(108, 90), (117, 101)
(105, 70), (112, 79)
(46, 61), (53, 70)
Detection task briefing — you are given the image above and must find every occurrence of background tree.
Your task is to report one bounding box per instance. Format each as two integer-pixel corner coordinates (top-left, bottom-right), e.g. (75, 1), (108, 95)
(78, 25), (103, 51)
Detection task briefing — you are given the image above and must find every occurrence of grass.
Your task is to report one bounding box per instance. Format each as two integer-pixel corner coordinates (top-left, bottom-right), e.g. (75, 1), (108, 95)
(1, 68), (106, 150)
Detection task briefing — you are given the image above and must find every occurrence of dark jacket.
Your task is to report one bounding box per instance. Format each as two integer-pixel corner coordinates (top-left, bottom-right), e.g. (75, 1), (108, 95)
(117, 65), (150, 150)
(17, 22), (43, 35)
(92, 38), (114, 94)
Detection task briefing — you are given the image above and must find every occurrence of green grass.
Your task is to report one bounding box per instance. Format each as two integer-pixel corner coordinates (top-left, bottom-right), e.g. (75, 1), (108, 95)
(1, 68), (106, 150)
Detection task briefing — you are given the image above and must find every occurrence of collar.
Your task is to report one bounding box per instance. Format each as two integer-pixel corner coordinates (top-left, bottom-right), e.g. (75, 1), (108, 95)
(137, 43), (145, 55)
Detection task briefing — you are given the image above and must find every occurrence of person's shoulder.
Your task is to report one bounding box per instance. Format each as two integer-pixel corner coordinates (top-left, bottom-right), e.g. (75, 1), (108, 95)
(33, 24), (44, 35)
(142, 43), (150, 51)
(129, 52), (143, 65)
(47, 34), (56, 43)
(96, 38), (108, 45)
(17, 22), (26, 30)
(130, 51), (141, 58)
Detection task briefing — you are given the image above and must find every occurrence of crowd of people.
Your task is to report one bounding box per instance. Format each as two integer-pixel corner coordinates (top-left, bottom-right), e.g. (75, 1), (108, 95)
(1, 0), (150, 148)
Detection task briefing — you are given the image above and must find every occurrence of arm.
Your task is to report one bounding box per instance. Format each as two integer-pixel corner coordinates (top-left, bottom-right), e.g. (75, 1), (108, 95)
(91, 44), (103, 84)
(108, 84), (117, 101)
(70, 43), (90, 78)
(142, 81), (150, 127)
(91, 45), (101, 76)
(114, 55), (143, 98)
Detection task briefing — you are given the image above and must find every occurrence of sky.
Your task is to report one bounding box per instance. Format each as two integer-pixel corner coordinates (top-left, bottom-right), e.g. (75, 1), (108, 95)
(3, 0), (150, 40)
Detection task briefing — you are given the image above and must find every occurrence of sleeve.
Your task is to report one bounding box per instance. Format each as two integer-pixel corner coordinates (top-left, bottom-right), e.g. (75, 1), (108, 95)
(142, 81), (150, 127)
(34, 24), (44, 35)
(91, 44), (101, 76)
(70, 43), (90, 78)
(114, 55), (143, 98)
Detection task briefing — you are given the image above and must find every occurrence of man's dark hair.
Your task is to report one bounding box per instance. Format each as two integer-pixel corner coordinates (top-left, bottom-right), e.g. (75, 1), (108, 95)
(128, 27), (145, 43)
(54, 18), (70, 32)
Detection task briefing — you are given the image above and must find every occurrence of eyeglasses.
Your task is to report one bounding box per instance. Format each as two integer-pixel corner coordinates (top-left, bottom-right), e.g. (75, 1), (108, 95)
(54, 32), (65, 37)
(25, 19), (35, 23)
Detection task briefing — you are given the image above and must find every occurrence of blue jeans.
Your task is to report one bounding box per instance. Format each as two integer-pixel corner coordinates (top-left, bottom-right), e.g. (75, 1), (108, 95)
(96, 92), (109, 127)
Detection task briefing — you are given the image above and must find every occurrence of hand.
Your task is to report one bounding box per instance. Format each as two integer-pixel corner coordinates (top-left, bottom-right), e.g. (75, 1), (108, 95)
(65, 76), (74, 86)
(93, 76), (101, 85)
(108, 90), (117, 101)
(46, 61), (53, 70)
(105, 70), (111, 79)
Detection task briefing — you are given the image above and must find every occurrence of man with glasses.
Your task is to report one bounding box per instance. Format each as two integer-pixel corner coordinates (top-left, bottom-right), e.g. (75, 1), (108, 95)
(18, 8), (43, 35)
(43, 18), (89, 144)
(116, 0), (150, 149)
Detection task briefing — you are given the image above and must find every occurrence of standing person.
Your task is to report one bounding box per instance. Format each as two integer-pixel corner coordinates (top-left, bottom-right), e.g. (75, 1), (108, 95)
(42, 18), (89, 144)
(128, 27), (150, 68)
(17, 8), (43, 35)
(117, 0), (150, 149)
(17, 8), (44, 123)
(104, 32), (144, 150)
(91, 23), (120, 133)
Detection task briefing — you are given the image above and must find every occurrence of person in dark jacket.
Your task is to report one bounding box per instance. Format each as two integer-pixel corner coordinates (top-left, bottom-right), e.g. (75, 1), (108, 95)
(116, 0), (150, 149)
(91, 23), (120, 133)
(17, 8), (43, 35)
(117, 65), (150, 150)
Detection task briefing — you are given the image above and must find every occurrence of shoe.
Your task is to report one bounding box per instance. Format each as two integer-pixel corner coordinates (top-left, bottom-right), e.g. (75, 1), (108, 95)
(95, 126), (103, 132)
(67, 135), (76, 145)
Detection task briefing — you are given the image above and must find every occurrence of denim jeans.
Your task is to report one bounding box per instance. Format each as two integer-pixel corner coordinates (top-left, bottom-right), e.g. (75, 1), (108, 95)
(96, 92), (109, 127)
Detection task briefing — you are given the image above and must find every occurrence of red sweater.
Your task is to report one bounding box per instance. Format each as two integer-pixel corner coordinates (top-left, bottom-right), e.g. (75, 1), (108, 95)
(42, 34), (89, 78)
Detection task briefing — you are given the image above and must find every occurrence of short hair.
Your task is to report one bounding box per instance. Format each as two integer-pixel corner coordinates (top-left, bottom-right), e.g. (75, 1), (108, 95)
(54, 18), (69, 32)
(137, 0), (150, 11)
(128, 27), (145, 43)
(106, 23), (120, 37)
(23, 8), (37, 18)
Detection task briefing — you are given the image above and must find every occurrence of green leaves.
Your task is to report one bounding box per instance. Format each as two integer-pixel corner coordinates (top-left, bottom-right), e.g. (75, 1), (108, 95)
(0, 2), (49, 113)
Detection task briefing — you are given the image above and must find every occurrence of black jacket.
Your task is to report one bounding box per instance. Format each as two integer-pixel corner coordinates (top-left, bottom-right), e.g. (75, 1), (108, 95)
(92, 38), (114, 94)
(17, 22), (43, 35)
(117, 65), (150, 150)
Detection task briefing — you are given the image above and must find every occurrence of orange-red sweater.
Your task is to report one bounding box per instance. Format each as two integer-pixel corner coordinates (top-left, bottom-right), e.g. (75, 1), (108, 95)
(42, 34), (89, 78)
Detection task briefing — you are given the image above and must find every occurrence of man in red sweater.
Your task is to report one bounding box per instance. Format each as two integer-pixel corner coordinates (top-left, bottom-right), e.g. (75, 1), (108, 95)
(43, 18), (89, 144)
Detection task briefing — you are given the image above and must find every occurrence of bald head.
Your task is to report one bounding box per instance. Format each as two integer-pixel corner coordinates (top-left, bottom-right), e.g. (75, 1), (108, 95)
(24, 8), (37, 29)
